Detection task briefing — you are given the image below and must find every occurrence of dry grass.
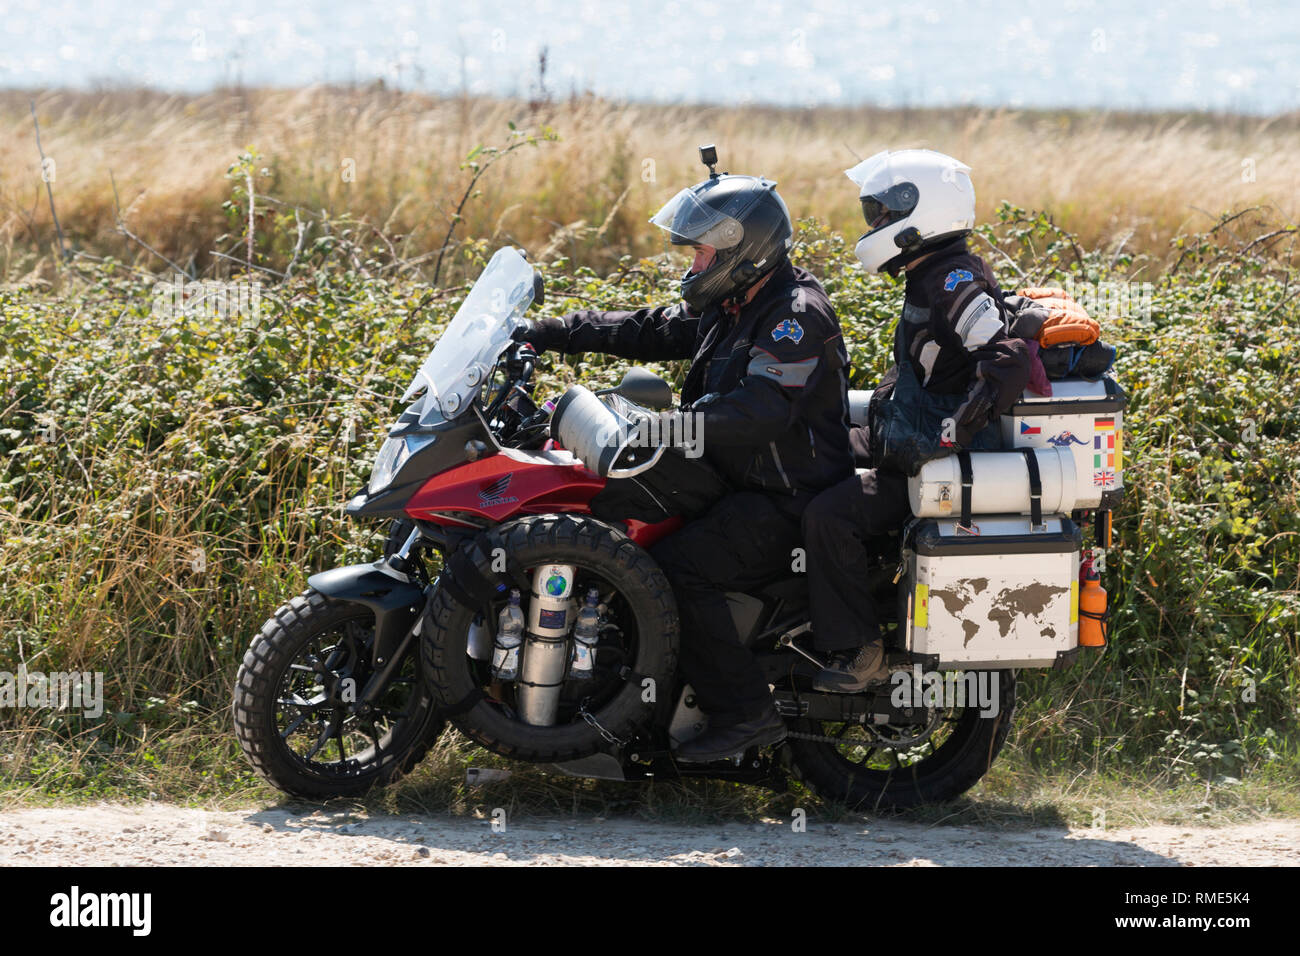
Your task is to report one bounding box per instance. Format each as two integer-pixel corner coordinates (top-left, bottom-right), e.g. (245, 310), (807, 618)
(2, 86), (1298, 282)
(2, 86), (1298, 812)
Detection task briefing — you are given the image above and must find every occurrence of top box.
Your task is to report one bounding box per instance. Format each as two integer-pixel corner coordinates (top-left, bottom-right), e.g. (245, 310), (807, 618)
(1000, 375), (1127, 510)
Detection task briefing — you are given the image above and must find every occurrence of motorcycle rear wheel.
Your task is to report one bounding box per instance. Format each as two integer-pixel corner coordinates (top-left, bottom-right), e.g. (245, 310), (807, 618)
(422, 514), (678, 763)
(787, 669), (1015, 810)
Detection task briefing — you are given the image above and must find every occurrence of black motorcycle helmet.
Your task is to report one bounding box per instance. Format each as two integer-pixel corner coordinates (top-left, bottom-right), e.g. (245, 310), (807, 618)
(650, 173), (793, 313)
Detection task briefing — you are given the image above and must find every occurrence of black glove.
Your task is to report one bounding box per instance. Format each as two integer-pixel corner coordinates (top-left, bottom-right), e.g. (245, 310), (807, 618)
(949, 382), (996, 449)
(937, 422), (973, 451)
(511, 319), (566, 355)
(688, 392), (722, 410)
(1002, 294), (1049, 340)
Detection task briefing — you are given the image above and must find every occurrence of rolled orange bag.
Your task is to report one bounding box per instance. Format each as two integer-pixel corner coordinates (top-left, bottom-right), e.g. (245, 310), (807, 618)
(1016, 286), (1100, 348)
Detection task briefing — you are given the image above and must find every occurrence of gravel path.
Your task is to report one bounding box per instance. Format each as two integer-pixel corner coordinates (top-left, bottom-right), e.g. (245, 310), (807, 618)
(1, 804), (1297, 865)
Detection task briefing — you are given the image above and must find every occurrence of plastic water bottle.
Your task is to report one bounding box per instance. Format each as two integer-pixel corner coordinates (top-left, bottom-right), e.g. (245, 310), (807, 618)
(569, 588), (601, 680)
(466, 612), (492, 661)
(492, 589), (525, 680)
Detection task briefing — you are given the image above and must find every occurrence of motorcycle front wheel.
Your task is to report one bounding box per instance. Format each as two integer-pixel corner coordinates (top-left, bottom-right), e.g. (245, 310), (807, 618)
(233, 588), (444, 799)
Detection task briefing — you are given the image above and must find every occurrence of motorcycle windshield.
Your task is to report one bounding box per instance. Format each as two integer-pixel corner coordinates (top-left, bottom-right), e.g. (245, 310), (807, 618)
(403, 247), (536, 422)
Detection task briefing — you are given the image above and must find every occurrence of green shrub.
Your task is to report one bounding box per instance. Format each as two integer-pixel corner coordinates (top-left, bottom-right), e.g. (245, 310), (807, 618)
(1, 205), (1296, 796)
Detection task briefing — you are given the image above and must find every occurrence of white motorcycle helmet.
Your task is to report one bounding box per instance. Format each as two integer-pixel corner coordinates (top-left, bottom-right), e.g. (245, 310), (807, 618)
(845, 149), (976, 275)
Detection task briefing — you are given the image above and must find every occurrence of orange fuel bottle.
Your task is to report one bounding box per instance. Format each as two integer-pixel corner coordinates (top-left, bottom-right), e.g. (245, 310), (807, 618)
(1078, 550), (1108, 647)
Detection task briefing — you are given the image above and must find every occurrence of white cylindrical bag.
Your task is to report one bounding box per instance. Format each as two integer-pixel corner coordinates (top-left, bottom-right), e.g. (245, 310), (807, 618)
(908, 447), (1078, 518)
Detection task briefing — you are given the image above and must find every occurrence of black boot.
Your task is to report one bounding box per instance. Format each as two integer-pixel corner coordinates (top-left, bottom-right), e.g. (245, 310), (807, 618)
(673, 704), (788, 763)
(813, 640), (890, 693)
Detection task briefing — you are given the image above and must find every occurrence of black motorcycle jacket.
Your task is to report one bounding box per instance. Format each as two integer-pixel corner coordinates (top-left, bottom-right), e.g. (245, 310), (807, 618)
(880, 235), (1033, 446)
(522, 258), (853, 496)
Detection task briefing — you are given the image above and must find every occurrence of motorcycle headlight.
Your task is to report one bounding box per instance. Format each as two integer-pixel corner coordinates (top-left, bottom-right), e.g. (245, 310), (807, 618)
(368, 434), (435, 495)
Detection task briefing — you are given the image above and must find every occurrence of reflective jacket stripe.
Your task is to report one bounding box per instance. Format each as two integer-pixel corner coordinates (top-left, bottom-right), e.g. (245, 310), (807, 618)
(630, 476), (669, 515)
(769, 441), (792, 489)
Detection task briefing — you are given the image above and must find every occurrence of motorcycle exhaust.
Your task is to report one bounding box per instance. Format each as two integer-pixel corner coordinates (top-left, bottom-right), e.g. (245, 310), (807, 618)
(516, 564), (576, 726)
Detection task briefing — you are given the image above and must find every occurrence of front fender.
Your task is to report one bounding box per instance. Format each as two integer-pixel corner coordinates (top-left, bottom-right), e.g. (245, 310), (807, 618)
(307, 562), (426, 667)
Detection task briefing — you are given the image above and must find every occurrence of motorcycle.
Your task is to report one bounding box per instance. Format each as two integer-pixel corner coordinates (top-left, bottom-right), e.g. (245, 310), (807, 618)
(234, 246), (1123, 808)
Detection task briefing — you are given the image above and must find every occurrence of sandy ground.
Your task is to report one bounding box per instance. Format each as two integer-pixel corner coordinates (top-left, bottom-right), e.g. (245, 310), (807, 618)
(1, 804), (1297, 866)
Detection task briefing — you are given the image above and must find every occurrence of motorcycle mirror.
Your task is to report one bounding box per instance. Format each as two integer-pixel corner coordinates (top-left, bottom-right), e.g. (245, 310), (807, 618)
(604, 367), (674, 410)
(532, 273), (545, 308)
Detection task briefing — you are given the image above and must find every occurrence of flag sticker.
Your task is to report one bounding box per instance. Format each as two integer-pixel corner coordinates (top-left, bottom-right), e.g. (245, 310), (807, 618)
(1020, 421), (1041, 436)
(1093, 433), (1116, 468)
(1091, 416), (1120, 488)
(915, 583), (929, 629)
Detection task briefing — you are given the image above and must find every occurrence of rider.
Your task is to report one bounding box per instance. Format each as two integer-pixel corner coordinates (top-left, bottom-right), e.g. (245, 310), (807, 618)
(514, 155), (853, 761)
(803, 149), (1034, 692)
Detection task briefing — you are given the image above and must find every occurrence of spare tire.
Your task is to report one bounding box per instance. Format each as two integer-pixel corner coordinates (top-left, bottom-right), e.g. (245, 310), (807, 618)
(421, 514), (678, 763)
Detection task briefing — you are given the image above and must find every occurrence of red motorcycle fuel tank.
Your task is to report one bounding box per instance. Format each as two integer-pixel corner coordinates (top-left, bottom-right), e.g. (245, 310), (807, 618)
(405, 447), (682, 549)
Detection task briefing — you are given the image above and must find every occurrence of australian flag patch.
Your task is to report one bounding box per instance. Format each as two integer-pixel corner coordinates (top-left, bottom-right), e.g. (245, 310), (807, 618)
(772, 318), (805, 344)
(943, 269), (973, 291)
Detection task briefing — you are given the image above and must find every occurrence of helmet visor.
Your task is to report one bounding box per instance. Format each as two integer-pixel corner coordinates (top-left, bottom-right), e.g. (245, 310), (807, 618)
(860, 182), (918, 234)
(649, 185), (746, 250)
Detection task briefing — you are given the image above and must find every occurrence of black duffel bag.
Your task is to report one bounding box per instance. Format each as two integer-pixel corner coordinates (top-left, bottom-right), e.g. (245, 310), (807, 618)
(867, 359), (1002, 478)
